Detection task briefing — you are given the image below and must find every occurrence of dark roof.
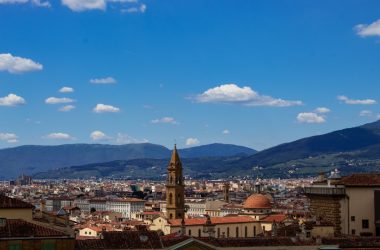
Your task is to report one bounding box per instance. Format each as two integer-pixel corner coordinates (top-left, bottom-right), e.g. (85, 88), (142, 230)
(76, 231), (163, 249)
(0, 194), (34, 209)
(0, 219), (69, 238)
(338, 173), (380, 186)
(198, 237), (315, 247)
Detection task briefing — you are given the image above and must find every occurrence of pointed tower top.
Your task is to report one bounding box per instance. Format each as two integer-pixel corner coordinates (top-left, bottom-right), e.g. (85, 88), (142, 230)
(169, 144), (182, 169)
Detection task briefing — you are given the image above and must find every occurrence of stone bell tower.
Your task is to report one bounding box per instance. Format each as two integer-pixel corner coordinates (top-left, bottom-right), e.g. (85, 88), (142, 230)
(166, 144), (185, 220)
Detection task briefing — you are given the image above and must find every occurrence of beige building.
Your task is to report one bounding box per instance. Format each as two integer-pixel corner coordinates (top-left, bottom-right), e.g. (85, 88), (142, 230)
(306, 171), (380, 236)
(0, 194), (33, 221)
(150, 215), (262, 238)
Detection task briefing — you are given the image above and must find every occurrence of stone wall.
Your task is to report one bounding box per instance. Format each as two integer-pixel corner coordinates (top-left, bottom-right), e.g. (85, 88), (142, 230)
(309, 195), (342, 234)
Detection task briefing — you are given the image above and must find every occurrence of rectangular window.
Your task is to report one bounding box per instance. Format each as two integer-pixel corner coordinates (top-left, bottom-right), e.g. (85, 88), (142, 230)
(352, 229), (356, 235)
(362, 219), (369, 229)
(351, 216), (355, 222)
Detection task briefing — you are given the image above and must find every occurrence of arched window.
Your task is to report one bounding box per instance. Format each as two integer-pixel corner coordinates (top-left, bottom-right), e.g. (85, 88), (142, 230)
(227, 227), (230, 237)
(177, 194), (181, 204)
(245, 226), (247, 238)
(236, 227), (239, 238)
(169, 213), (173, 219)
(169, 193), (173, 205)
(217, 228), (220, 238)
(253, 226), (256, 236)
(198, 229), (201, 237)
(188, 229), (191, 236)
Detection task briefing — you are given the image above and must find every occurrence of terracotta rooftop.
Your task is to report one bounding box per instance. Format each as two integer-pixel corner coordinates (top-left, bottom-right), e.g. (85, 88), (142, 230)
(260, 214), (287, 223)
(0, 219), (69, 238)
(243, 193), (271, 209)
(0, 194), (34, 209)
(76, 231), (163, 249)
(338, 173), (380, 186)
(169, 216), (256, 226)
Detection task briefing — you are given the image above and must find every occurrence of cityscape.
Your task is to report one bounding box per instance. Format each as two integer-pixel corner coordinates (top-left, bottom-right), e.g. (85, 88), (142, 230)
(1, 1), (380, 249)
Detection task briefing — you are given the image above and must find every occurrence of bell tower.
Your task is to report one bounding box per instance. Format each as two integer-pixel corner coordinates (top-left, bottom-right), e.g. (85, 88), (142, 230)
(166, 144), (185, 220)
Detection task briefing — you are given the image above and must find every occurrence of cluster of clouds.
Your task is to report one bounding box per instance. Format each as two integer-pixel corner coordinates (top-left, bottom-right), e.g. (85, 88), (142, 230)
(0, 133), (18, 143)
(151, 117), (178, 125)
(355, 19), (380, 37)
(297, 107), (330, 124)
(0, 53), (42, 74)
(0, 0), (146, 12)
(194, 84), (303, 107)
(89, 130), (148, 144)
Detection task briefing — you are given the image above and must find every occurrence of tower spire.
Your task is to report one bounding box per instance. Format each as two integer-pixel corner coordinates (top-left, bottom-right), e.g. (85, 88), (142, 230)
(169, 144), (181, 169)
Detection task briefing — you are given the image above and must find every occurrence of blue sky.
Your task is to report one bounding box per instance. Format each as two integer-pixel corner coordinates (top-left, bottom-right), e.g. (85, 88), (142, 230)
(0, 0), (380, 150)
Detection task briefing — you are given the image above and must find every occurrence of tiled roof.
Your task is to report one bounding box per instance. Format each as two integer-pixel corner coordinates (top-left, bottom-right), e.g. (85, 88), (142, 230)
(169, 216), (256, 226)
(338, 173), (380, 186)
(0, 219), (69, 238)
(0, 194), (34, 209)
(75, 231), (163, 249)
(260, 214), (287, 223)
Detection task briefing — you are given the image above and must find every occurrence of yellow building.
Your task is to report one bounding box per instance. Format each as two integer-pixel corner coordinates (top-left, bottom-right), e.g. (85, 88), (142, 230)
(0, 194), (33, 221)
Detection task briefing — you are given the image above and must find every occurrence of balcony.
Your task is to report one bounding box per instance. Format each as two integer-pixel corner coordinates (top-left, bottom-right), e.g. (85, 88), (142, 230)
(304, 186), (346, 196)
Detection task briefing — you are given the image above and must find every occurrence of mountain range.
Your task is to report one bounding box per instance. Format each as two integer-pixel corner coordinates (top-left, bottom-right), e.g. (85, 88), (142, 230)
(4, 120), (380, 179)
(0, 143), (255, 179)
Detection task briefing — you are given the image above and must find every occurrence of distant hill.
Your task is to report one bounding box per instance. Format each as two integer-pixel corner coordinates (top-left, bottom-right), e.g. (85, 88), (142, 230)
(33, 120), (380, 180)
(0, 143), (255, 179)
(179, 143), (256, 158)
(237, 120), (380, 167)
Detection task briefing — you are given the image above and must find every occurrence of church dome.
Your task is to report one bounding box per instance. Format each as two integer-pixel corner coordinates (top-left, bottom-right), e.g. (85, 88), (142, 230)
(243, 193), (271, 209)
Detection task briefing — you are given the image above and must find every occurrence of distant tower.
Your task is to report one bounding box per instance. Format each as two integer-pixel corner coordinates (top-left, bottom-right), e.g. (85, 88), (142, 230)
(166, 145), (185, 220)
(223, 183), (230, 203)
(254, 178), (261, 194)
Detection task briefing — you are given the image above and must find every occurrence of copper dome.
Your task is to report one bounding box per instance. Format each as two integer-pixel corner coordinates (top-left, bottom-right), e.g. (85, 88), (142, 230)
(243, 194), (271, 209)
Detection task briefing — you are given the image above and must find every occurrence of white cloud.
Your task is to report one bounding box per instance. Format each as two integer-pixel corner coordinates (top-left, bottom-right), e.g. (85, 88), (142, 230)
(90, 130), (112, 141)
(61, 0), (144, 12)
(355, 19), (380, 37)
(93, 103), (120, 113)
(116, 133), (148, 144)
(44, 132), (74, 140)
(59, 86), (74, 93)
(0, 93), (26, 106)
(222, 129), (230, 135)
(45, 97), (75, 104)
(121, 3), (146, 13)
(186, 137), (200, 146)
(359, 110), (373, 117)
(31, 0), (50, 7)
(151, 117), (178, 124)
(0, 133), (18, 143)
(338, 95), (376, 105)
(0, 53), (43, 74)
(194, 84), (302, 107)
(0, 0), (28, 3)
(61, 0), (106, 11)
(315, 107), (330, 114)
(297, 112), (326, 124)
(59, 105), (75, 112)
(89, 77), (116, 84)
(0, 0), (50, 7)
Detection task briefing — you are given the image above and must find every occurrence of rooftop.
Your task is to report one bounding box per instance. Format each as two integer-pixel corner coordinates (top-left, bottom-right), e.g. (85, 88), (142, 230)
(169, 216), (256, 226)
(338, 173), (380, 186)
(0, 194), (34, 209)
(0, 219), (69, 238)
